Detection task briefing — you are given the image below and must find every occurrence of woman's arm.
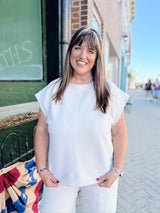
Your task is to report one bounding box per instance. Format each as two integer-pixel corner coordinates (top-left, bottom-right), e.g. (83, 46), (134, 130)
(34, 109), (49, 170)
(111, 110), (128, 172)
(34, 109), (59, 187)
(97, 111), (128, 187)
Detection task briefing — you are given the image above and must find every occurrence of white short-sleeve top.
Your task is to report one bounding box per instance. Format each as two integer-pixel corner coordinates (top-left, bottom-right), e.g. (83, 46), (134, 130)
(35, 78), (129, 187)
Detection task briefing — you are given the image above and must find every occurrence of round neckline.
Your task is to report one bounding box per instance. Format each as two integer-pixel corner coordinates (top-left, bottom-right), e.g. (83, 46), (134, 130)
(69, 81), (93, 86)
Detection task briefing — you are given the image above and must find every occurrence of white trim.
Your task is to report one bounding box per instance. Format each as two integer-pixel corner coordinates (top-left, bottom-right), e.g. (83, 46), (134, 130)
(93, 4), (102, 25)
(92, 4), (102, 36)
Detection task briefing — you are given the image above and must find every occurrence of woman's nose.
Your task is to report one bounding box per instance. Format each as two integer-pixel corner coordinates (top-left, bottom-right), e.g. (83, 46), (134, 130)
(79, 50), (87, 58)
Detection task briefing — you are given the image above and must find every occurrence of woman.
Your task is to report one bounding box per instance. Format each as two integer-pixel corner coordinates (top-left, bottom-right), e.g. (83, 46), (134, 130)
(34, 27), (129, 213)
(145, 79), (152, 101)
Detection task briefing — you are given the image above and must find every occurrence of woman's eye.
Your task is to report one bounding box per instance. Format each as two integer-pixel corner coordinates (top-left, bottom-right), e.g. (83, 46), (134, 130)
(75, 46), (81, 50)
(88, 50), (94, 54)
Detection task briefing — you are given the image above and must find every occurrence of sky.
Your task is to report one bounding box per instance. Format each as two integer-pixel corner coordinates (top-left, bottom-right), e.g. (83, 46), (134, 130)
(130, 0), (160, 82)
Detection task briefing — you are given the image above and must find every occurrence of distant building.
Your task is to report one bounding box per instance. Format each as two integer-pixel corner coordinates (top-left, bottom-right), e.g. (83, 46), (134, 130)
(120, 0), (135, 91)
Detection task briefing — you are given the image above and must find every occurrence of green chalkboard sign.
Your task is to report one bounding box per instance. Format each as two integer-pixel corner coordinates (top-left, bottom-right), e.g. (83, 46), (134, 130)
(0, 0), (43, 80)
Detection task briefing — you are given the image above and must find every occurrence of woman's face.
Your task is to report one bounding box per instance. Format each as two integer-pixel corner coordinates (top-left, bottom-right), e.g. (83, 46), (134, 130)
(70, 41), (97, 79)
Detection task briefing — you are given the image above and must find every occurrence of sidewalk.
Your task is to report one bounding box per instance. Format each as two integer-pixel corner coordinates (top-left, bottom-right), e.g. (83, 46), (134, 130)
(117, 89), (160, 213)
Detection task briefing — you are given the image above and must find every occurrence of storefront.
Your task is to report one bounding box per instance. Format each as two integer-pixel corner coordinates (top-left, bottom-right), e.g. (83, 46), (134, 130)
(0, 0), (72, 107)
(0, 0), (71, 167)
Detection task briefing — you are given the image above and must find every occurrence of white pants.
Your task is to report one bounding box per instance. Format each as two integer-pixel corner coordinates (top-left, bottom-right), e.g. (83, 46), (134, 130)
(39, 181), (118, 213)
(153, 90), (160, 99)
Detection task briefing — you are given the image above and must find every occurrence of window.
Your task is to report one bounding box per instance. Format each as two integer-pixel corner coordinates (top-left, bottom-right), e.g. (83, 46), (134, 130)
(92, 4), (102, 37)
(0, 0), (43, 80)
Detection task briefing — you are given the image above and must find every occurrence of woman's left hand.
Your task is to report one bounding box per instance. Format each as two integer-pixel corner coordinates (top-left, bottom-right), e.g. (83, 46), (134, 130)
(97, 170), (119, 188)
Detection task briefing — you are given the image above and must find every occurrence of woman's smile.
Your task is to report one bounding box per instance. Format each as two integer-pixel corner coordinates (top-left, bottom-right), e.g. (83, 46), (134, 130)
(76, 60), (87, 65)
(76, 60), (88, 68)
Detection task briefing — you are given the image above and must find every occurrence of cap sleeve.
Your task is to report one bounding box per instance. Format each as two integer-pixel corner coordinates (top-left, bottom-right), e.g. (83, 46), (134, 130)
(108, 80), (129, 126)
(35, 79), (60, 118)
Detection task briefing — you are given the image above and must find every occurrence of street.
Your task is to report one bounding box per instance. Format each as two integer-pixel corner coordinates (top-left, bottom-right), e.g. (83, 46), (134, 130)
(117, 89), (160, 213)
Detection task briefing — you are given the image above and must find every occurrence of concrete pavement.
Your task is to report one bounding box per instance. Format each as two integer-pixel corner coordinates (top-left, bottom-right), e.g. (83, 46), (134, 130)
(117, 89), (160, 213)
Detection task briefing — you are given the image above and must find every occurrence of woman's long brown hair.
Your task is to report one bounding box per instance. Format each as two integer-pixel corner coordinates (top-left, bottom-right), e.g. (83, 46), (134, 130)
(53, 27), (110, 113)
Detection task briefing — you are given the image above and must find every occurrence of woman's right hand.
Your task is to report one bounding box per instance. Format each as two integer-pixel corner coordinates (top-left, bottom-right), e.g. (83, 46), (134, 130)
(39, 169), (59, 187)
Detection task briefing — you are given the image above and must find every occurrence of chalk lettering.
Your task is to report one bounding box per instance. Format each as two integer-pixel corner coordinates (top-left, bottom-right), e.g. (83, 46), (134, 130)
(0, 50), (9, 68)
(21, 40), (32, 63)
(8, 45), (21, 67)
(0, 39), (33, 76)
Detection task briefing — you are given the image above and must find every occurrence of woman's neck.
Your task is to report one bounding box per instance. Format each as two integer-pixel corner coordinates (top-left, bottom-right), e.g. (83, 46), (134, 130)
(70, 75), (93, 85)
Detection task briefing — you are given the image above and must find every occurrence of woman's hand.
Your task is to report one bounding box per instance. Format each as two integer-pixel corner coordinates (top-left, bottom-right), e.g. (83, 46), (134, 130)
(97, 170), (119, 188)
(39, 169), (59, 187)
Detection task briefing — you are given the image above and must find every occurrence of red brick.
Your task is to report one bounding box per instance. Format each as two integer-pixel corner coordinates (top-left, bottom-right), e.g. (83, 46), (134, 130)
(81, 16), (87, 21)
(72, 1), (79, 6)
(72, 12), (79, 18)
(72, 30), (77, 35)
(81, 10), (87, 15)
(81, 21), (87, 25)
(72, 23), (80, 29)
(72, 18), (80, 23)
(81, 5), (87, 10)
(81, 0), (87, 4)
(72, 7), (79, 12)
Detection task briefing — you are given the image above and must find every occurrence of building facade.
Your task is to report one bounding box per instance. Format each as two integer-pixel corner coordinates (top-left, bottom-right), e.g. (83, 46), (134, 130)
(120, 0), (135, 91)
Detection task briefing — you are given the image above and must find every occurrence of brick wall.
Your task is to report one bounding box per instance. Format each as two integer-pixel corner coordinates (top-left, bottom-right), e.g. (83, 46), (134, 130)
(81, 0), (88, 27)
(71, 0), (88, 35)
(71, 0), (80, 35)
